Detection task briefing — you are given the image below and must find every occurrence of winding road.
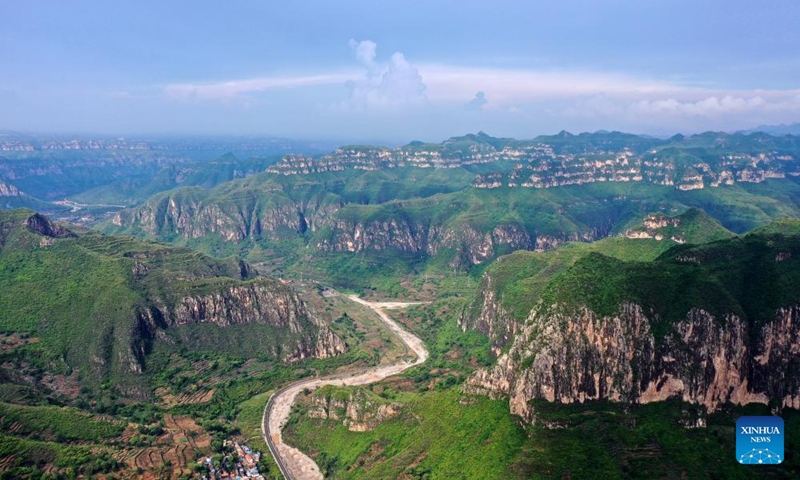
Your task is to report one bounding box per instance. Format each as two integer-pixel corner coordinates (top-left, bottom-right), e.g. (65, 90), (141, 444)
(261, 295), (429, 480)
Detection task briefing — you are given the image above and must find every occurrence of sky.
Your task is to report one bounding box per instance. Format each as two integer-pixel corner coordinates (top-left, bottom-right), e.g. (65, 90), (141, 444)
(1, 0), (799, 142)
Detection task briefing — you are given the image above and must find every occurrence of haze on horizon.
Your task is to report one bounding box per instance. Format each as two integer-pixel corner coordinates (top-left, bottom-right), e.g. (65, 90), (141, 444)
(1, 0), (799, 143)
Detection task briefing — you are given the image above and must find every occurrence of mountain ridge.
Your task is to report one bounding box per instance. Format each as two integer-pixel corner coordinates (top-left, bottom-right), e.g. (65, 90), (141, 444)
(0, 209), (345, 399)
(463, 217), (800, 422)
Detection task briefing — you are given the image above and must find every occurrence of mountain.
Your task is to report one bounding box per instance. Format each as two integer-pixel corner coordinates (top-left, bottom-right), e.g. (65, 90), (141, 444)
(103, 131), (800, 291)
(277, 212), (800, 479)
(0, 210), (344, 400)
(0, 180), (63, 213)
(0, 152), (283, 209)
(463, 217), (800, 423)
(742, 123), (800, 136)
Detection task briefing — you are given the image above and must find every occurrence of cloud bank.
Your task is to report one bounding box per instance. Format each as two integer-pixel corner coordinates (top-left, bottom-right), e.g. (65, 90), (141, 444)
(158, 39), (800, 137)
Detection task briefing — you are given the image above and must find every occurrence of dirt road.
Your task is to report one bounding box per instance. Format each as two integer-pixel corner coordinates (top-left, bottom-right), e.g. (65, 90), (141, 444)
(262, 295), (428, 480)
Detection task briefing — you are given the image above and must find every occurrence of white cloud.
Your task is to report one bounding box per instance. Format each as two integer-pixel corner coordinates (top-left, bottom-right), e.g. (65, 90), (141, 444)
(164, 73), (352, 101)
(160, 43), (800, 134)
(417, 65), (684, 104)
(629, 95), (776, 117)
(343, 40), (427, 111)
(349, 39), (377, 67)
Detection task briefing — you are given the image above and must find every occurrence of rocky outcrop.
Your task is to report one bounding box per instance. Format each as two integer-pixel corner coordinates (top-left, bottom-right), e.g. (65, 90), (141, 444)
(307, 387), (402, 432)
(116, 190), (554, 269)
(316, 219), (535, 268)
(111, 194), (316, 242)
(534, 228), (606, 252)
(135, 282), (346, 364)
(25, 213), (75, 238)
(0, 181), (22, 197)
(459, 275), (519, 354)
(466, 303), (800, 423)
(267, 137), (798, 192)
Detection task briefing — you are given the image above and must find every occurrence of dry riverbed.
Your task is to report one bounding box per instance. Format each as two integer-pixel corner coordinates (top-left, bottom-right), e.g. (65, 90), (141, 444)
(262, 295), (428, 480)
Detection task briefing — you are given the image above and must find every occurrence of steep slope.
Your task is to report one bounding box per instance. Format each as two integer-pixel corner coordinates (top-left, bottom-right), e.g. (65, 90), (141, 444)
(464, 219), (800, 422)
(102, 131), (800, 290)
(462, 209), (735, 349)
(0, 210), (344, 398)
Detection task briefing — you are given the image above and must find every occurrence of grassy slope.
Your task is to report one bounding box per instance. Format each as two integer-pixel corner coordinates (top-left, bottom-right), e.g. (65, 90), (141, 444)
(286, 388), (526, 479)
(480, 208), (735, 322)
(0, 210), (321, 396)
(540, 221), (800, 341)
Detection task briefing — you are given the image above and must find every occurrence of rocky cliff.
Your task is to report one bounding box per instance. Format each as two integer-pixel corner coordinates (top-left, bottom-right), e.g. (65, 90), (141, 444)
(463, 223), (800, 422)
(108, 179), (622, 273)
(465, 304), (800, 422)
(105, 132), (800, 280)
(265, 132), (800, 192)
(0, 210), (346, 396)
(0, 181), (22, 197)
(306, 386), (402, 432)
(135, 281), (345, 365)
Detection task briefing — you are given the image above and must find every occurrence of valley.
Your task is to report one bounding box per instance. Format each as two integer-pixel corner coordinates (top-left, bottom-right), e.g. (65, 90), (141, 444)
(2, 130), (800, 479)
(263, 295), (427, 479)
(8, 2), (800, 478)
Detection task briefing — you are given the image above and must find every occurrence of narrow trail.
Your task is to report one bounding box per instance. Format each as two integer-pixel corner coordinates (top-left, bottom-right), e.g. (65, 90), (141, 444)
(262, 295), (429, 480)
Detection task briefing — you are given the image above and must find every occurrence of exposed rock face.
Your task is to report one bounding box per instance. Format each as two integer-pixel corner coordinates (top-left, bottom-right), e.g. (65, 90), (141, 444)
(112, 195), (309, 242)
(114, 191), (556, 269)
(534, 228), (606, 252)
(458, 275), (519, 354)
(465, 303), (800, 423)
(25, 213), (75, 238)
(308, 388), (402, 432)
(0, 181), (22, 197)
(624, 213), (680, 240)
(267, 139), (798, 192)
(317, 219), (536, 267)
(135, 282), (346, 365)
(114, 187), (614, 272)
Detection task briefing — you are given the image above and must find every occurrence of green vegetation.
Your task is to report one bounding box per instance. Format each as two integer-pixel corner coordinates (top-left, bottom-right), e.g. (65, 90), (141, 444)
(511, 400), (800, 479)
(0, 403), (123, 442)
(103, 161), (800, 295)
(0, 209), (329, 399)
(474, 208), (728, 322)
(0, 435), (119, 478)
(3, 129), (800, 477)
(284, 388), (527, 479)
(471, 212), (800, 337)
(288, 388), (800, 479)
(537, 221), (800, 341)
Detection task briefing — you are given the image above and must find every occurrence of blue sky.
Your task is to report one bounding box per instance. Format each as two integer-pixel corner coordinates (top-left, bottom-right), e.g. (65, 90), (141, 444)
(1, 1), (799, 142)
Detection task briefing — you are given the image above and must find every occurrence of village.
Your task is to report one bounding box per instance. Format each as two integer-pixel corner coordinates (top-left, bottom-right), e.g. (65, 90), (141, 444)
(198, 441), (265, 480)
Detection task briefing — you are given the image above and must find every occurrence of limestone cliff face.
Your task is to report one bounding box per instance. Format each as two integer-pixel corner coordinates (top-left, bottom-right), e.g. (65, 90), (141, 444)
(112, 194), (312, 242)
(0, 181), (22, 197)
(307, 388), (402, 432)
(317, 219), (533, 268)
(466, 302), (800, 423)
(459, 275), (519, 354)
(115, 191), (554, 268)
(135, 282), (345, 366)
(265, 134), (799, 193)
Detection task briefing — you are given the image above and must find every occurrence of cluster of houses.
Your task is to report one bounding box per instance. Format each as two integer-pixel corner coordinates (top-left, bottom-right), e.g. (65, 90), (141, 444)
(198, 441), (264, 480)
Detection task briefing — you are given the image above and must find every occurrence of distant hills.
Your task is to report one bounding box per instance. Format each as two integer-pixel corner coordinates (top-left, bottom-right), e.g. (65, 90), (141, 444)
(102, 130), (800, 290)
(741, 122), (800, 136)
(0, 131), (337, 156)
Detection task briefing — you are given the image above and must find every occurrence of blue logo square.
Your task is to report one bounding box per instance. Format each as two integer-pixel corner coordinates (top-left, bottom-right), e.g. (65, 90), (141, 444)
(736, 416), (784, 465)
